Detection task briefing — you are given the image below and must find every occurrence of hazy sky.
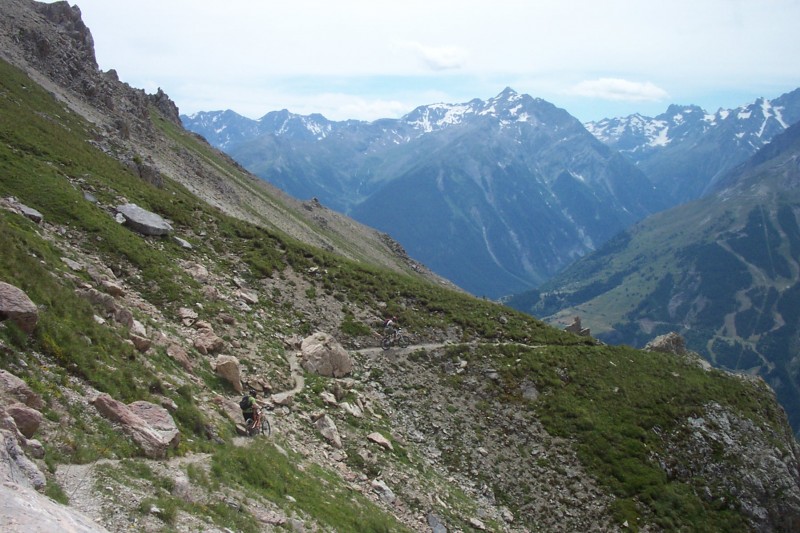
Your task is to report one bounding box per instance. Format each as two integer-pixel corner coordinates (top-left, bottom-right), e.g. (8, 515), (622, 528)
(52, 0), (800, 122)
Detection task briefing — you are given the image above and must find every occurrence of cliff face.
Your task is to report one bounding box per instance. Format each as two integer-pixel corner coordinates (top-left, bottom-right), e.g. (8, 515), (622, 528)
(1, 1), (799, 532)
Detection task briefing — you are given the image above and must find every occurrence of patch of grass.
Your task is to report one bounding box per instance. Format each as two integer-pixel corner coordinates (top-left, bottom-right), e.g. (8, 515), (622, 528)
(43, 479), (70, 505)
(138, 496), (179, 525)
(211, 442), (412, 532)
(340, 311), (372, 337)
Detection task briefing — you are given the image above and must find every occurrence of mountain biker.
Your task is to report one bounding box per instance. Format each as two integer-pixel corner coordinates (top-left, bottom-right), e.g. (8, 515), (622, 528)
(383, 315), (399, 337)
(240, 390), (261, 427)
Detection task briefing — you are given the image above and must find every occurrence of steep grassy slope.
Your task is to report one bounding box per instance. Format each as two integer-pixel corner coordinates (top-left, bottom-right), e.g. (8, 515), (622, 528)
(2, 53), (800, 532)
(510, 122), (800, 438)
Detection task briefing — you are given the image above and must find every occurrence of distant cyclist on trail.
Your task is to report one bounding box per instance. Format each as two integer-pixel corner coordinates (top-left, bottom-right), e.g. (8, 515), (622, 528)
(239, 390), (261, 427)
(380, 315), (410, 350)
(383, 315), (399, 337)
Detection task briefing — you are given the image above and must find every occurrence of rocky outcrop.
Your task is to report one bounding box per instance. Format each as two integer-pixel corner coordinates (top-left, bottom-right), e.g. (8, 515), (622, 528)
(0, 481), (110, 533)
(0, 419), (45, 491)
(645, 331), (687, 355)
(90, 394), (179, 459)
(1, 196), (43, 224)
(0, 282), (39, 334)
(645, 332), (712, 370)
(0, 0), (182, 144)
(115, 204), (173, 236)
(149, 87), (181, 125)
(659, 401), (800, 532)
(564, 315), (590, 336)
(300, 332), (353, 378)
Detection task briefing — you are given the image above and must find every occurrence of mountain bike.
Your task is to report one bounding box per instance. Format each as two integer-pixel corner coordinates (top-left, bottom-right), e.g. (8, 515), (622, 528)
(245, 406), (271, 436)
(382, 327), (410, 350)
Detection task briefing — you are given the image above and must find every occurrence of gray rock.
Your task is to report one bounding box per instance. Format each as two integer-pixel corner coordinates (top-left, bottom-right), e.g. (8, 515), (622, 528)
(90, 394), (180, 459)
(115, 203), (172, 236)
(18, 204), (43, 223)
(3, 197), (44, 224)
(0, 426), (46, 490)
(314, 414), (342, 449)
(427, 512), (448, 533)
(660, 401), (800, 532)
(0, 481), (110, 532)
(173, 236), (193, 249)
(6, 403), (43, 439)
(370, 479), (396, 504)
(300, 332), (353, 378)
(0, 369), (44, 410)
(0, 282), (39, 334)
(213, 355), (242, 392)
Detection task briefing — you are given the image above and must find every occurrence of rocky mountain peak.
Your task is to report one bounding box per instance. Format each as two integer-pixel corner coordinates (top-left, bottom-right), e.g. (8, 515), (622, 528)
(0, 0), (182, 131)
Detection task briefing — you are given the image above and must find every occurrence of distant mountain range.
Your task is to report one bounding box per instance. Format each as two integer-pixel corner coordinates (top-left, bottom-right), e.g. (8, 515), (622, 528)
(507, 120), (800, 436)
(586, 89), (800, 203)
(183, 88), (800, 298)
(184, 88), (666, 297)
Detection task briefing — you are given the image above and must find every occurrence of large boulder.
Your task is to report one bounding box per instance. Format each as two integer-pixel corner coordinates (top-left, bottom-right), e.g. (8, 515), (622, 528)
(1, 197), (43, 224)
(90, 394), (179, 459)
(0, 282), (38, 334)
(6, 403), (43, 439)
(115, 203), (172, 236)
(213, 355), (242, 393)
(166, 343), (194, 372)
(314, 414), (342, 449)
(127, 401), (180, 448)
(0, 369), (44, 410)
(300, 332), (353, 378)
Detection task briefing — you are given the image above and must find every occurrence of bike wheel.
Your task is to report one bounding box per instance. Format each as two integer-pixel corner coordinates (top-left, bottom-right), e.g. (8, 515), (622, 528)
(261, 409), (272, 437)
(381, 336), (391, 350)
(398, 335), (410, 348)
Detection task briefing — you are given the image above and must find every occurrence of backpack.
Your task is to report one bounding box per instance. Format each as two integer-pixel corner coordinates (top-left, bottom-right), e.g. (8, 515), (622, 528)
(239, 395), (251, 410)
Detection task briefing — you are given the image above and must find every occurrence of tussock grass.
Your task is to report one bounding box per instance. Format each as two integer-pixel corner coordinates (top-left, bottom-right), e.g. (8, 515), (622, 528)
(211, 443), (411, 532)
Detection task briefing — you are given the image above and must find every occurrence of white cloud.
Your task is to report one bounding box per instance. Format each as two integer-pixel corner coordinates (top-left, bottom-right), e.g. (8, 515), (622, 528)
(398, 42), (467, 71)
(45, 0), (800, 121)
(568, 79), (670, 102)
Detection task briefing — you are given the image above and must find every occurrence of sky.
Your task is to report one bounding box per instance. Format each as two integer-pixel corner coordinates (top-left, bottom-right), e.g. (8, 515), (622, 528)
(48, 0), (800, 123)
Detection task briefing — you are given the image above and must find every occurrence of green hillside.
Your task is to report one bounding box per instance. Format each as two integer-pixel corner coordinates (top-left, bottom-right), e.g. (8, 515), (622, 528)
(2, 53), (799, 531)
(510, 122), (800, 438)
